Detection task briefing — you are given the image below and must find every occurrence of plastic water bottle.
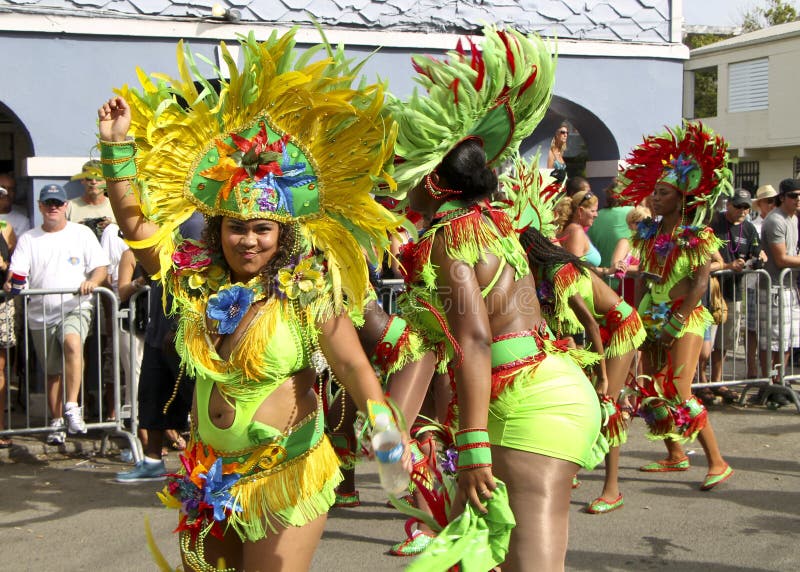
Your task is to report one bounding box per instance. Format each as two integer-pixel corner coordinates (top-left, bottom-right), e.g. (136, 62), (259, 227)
(371, 413), (409, 495)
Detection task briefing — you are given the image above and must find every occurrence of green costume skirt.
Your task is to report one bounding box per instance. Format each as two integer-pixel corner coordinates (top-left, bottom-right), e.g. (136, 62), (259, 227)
(487, 331), (602, 469)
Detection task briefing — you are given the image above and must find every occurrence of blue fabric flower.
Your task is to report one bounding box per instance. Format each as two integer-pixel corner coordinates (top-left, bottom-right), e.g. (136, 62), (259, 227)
(650, 302), (670, 322)
(637, 218), (658, 240)
(667, 154), (697, 186)
(199, 458), (243, 521)
(207, 286), (254, 335)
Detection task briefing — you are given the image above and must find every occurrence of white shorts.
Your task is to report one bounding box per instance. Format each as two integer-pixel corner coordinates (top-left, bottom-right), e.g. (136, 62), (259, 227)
(757, 286), (800, 352)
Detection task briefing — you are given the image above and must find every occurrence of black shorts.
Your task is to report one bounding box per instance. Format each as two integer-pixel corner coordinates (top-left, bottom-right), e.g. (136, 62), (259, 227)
(137, 343), (194, 431)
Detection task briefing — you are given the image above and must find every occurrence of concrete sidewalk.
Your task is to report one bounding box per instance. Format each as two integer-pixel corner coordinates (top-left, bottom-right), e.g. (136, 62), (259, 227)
(1, 403), (799, 571)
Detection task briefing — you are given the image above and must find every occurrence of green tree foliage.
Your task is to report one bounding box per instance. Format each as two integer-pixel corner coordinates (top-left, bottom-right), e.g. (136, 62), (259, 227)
(741, 0), (798, 32)
(684, 33), (730, 49)
(692, 67), (718, 118)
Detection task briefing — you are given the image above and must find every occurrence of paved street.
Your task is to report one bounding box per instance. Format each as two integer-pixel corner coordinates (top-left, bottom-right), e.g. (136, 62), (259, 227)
(1, 403), (799, 571)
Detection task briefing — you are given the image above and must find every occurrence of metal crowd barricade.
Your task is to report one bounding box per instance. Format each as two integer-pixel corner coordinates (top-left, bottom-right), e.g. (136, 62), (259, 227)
(118, 285), (150, 460)
(0, 287), (140, 459)
(376, 278), (405, 314)
(692, 268), (775, 403)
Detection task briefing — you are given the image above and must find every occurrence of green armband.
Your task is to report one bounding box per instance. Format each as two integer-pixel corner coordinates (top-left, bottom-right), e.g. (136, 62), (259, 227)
(365, 398), (406, 433)
(99, 140), (138, 181)
(663, 319), (682, 338)
(455, 428), (492, 470)
(366, 399), (394, 429)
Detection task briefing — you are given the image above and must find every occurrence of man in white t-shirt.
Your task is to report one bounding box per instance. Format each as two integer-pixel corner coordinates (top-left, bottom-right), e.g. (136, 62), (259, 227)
(67, 160), (116, 240)
(758, 178), (800, 406)
(6, 184), (109, 444)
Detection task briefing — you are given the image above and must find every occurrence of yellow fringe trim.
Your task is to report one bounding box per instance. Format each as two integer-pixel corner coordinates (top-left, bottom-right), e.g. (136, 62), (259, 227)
(227, 434), (342, 542)
(173, 290), (337, 403)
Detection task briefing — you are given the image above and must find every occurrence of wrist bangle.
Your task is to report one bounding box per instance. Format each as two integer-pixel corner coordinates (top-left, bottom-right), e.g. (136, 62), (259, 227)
(669, 314), (685, 327)
(668, 314), (685, 330)
(455, 428), (492, 471)
(673, 311), (686, 322)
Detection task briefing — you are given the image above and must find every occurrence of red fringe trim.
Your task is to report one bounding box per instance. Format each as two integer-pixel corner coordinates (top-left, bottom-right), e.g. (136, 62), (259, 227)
(374, 319), (411, 373)
(490, 353), (546, 400)
(600, 396), (628, 448)
(552, 262), (582, 293)
(604, 304), (645, 358)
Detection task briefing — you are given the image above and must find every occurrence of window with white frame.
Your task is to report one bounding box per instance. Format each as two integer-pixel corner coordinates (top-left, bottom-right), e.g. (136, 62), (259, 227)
(728, 58), (768, 113)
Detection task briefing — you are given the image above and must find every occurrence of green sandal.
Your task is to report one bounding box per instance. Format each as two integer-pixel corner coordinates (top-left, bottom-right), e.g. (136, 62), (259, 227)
(700, 465), (733, 491)
(639, 457), (690, 472)
(390, 530), (434, 556)
(333, 490), (361, 508)
(587, 494), (624, 514)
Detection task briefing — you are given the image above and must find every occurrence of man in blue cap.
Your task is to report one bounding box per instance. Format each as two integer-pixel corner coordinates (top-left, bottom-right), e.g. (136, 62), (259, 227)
(6, 184), (109, 444)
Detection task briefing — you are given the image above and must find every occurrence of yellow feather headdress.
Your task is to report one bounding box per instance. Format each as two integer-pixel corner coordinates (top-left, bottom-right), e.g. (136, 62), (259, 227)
(118, 29), (400, 309)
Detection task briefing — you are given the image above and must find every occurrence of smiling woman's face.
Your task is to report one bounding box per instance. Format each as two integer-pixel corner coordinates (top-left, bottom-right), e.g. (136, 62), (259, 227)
(220, 217), (281, 283)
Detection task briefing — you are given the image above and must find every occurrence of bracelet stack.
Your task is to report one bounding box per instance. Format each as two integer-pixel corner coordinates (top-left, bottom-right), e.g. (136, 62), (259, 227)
(664, 312), (685, 338)
(99, 140), (138, 181)
(455, 427), (492, 471)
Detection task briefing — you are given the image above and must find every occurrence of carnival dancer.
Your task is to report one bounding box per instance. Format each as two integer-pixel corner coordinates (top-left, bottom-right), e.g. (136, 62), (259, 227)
(97, 31), (408, 571)
(617, 121), (734, 491)
(386, 27), (602, 571)
(328, 297), (436, 510)
(503, 155), (645, 514)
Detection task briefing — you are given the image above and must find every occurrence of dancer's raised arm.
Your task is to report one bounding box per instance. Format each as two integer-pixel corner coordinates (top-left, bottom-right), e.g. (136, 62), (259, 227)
(97, 96), (160, 275)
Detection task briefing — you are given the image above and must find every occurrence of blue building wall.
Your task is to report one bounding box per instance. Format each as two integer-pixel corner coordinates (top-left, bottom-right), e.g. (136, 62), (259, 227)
(0, 0), (685, 219)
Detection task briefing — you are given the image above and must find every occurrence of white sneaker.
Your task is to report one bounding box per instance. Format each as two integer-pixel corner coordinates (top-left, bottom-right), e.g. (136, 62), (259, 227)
(46, 418), (66, 445)
(64, 405), (87, 434)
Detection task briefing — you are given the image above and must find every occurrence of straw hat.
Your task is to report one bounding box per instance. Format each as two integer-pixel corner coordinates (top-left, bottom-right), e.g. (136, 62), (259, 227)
(754, 184), (777, 202)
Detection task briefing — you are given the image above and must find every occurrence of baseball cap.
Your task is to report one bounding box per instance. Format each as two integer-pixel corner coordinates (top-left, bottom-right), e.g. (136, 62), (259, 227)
(38, 184), (67, 203)
(778, 178), (800, 195)
(755, 184), (777, 201)
(730, 188), (752, 208)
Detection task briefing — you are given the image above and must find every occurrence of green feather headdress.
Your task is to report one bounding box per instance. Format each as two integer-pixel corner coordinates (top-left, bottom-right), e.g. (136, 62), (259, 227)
(499, 151), (561, 239)
(385, 26), (556, 198)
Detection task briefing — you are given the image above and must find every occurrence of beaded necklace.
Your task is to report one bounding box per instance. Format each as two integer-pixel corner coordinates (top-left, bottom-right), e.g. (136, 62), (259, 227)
(726, 219), (743, 257)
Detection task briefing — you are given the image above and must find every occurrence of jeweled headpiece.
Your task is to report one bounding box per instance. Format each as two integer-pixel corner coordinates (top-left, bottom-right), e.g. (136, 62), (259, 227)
(384, 26), (555, 199)
(117, 30), (400, 309)
(617, 121), (733, 226)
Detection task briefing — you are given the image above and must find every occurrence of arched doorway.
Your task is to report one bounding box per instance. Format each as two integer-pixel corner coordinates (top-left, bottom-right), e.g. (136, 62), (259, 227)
(522, 95), (620, 205)
(0, 102), (35, 208)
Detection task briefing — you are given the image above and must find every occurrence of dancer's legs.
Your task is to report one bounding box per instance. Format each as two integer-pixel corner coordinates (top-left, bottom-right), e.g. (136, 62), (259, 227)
(596, 351), (635, 500)
(493, 446), (577, 572)
(644, 333), (727, 472)
(192, 513), (328, 572)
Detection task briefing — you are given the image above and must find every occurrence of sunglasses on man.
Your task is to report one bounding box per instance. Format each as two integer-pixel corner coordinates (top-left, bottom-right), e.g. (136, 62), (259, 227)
(42, 199), (65, 208)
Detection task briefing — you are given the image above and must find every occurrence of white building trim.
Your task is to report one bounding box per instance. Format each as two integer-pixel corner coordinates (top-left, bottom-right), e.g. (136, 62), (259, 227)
(25, 156), (88, 178)
(0, 12), (689, 60)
